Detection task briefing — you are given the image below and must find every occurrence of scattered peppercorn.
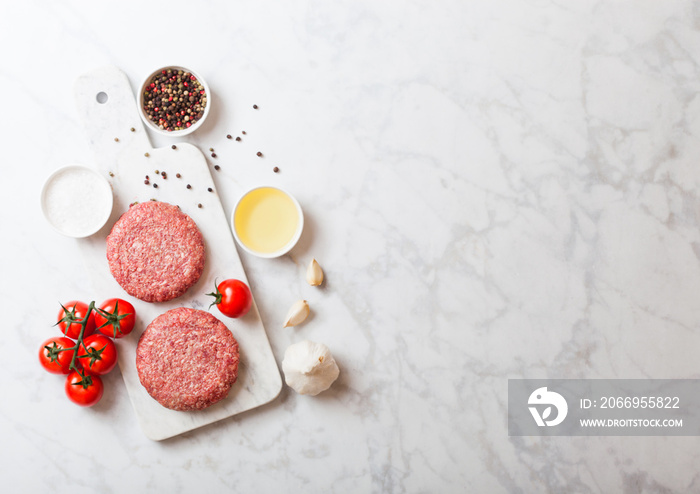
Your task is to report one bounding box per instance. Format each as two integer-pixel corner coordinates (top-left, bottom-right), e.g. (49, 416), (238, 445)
(211, 153), (217, 158)
(273, 167), (279, 173)
(242, 130), (247, 135)
(214, 165), (220, 170)
(144, 152), (150, 157)
(208, 187), (213, 192)
(153, 183), (158, 188)
(209, 147), (214, 152)
(130, 127), (135, 132)
(256, 151), (263, 157)
(155, 170), (160, 174)
(161, 171), (167, 179)
(176, 173), (181, 178)
(114, 137), (119, 142)
(253, 104), (258, 109)
(109, 172), (115, 177)
(227, 134), (232, 139)
(187, 184), (192, 189)
(144, 180), (150, 185)
(235, 136), (241, 141)
(171, 145), (177, 150)
(198, 203), (203, 208)
(142, 68), (207, 132)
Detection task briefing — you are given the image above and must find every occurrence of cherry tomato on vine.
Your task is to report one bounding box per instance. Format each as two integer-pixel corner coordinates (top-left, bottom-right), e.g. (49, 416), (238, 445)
(95, 298), (136, 339)
(56, 301), (95, 340)
(77, 334), (117, 375)
(38, 337), (76, 375)
(65, 371), (103, 407)
(207, 279), (252, 318)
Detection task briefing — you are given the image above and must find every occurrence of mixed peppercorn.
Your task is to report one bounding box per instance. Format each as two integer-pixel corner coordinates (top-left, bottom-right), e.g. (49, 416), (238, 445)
(142, 69), (207, 132)
(136, 84), (285, 198)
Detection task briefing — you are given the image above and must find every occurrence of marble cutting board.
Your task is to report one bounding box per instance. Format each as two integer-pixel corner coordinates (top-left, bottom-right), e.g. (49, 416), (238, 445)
(72, 65), (282, 441)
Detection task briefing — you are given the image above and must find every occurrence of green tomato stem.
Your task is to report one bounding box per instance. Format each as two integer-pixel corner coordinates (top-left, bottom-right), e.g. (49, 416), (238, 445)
(67, 301), (96, 377)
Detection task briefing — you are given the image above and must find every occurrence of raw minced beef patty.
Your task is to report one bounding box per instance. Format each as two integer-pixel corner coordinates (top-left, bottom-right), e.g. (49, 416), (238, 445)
(106, 201), (205, 303)
(136, 308), (239, 411)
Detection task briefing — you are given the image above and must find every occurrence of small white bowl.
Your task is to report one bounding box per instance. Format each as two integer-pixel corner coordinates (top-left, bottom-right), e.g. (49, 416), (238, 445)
(231, 186), (304, 258)
(41, 165), (113, 238)
(138, 65), (211, 137)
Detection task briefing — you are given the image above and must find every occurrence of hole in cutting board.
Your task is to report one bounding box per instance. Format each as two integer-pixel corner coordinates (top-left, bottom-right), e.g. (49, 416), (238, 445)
(96, 92), (108, 104)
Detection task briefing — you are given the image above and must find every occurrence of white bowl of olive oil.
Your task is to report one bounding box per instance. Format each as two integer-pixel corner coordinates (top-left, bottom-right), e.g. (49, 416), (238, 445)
(231, 186), (303, 258)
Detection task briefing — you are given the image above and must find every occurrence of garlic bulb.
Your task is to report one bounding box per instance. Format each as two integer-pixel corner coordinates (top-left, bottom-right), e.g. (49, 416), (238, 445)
(306, 258), (324, 286)
(283, 300), (310, 327)
(282, 340), (340, 395)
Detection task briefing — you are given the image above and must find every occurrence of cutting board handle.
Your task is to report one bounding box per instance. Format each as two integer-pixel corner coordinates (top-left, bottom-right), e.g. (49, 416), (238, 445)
(74, 66), (152, 173)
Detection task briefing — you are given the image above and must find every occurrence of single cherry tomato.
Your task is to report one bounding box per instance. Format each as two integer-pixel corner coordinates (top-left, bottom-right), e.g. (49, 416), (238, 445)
(95, 298), (136, 339)
(56, 301), (95, 340)
(38, 337), (77, 375)
(77, 334), (117, 375)
(207, 279), (252, 318)
(65, 371), (104, 407)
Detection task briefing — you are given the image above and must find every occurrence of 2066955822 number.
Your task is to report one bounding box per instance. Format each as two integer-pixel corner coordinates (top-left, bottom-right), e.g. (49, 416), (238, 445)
(600, 396), (680, 409)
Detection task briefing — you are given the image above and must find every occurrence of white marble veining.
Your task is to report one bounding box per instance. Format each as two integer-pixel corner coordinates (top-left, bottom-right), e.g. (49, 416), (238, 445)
(3, 0), (700, 492)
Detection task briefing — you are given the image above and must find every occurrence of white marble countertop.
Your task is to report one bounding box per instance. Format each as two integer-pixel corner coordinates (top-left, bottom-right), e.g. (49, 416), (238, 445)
(3, 1), (700, 492)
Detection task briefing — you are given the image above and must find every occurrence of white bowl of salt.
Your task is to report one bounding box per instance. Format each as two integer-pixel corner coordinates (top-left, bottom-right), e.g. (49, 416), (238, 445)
(41, 164), (113, 238)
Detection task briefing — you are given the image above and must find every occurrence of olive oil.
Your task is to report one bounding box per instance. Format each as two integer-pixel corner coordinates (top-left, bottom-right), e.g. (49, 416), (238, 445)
(234, 187), (300, 254)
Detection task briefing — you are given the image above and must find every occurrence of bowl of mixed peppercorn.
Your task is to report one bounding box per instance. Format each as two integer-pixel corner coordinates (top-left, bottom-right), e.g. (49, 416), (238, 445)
(138, 66), (211, 136)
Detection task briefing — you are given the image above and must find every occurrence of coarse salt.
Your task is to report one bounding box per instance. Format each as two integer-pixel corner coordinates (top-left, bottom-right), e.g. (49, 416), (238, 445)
(42, 166), (113, 237)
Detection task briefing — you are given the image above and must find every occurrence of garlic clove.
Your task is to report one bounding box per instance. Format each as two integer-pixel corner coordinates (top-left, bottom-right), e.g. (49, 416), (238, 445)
(283, 299), (310, 327)
(306, 258), (324, 286)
